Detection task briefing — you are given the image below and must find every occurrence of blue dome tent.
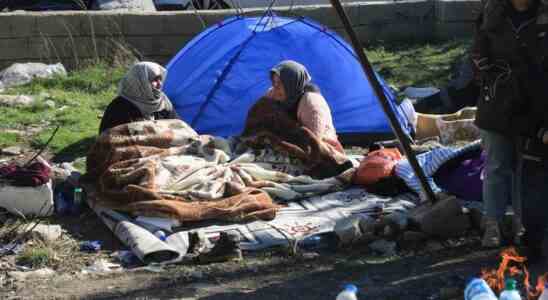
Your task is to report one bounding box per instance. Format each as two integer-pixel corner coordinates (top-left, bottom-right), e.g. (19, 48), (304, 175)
(163, 15), (411, 144)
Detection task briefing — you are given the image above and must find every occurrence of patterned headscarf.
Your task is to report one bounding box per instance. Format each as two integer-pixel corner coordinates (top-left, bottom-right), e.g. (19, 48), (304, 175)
(118, 62), (172, 118)
(270, 60), (312, 111)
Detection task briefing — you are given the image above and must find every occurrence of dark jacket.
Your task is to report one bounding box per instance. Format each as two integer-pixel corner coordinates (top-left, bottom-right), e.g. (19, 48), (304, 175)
(99, 96), (180, 134)
(472, 0), (548, 135)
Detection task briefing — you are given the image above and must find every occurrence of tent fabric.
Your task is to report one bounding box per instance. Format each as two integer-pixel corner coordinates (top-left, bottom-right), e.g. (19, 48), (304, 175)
(164, 15), (411, 138)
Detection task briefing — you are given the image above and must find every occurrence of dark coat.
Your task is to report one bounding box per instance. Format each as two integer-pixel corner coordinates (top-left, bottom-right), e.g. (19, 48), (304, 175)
(99, 96), (180, 134)
(472, 0), (548, 135)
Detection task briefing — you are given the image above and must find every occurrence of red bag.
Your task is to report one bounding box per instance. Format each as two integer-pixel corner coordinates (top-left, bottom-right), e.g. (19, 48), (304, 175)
(353, 148), (402, 186)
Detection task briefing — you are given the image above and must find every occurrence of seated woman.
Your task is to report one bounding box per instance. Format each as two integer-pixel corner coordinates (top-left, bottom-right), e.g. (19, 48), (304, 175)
(99, 62), (179, 134)
(264, 60), (344, 152)
(242, 60), (352, 178)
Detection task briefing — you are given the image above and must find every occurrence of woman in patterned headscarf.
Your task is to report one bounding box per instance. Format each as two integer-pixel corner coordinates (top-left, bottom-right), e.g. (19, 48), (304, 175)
(263, 60), (344, 152)
(99, 62), (179, 133)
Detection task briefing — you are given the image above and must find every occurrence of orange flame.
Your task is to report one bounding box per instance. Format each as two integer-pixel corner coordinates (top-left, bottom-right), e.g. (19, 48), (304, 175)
(480, 247), (547, 299)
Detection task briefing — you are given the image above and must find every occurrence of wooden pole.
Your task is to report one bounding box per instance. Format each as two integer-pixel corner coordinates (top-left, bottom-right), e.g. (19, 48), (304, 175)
(328, 0), (437, 203)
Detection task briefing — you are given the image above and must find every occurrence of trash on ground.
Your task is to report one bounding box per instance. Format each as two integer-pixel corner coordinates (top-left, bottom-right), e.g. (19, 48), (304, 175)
(8, 268), (56, 281)
(80, 240), (102, 253)
(81, 259), (122, 274)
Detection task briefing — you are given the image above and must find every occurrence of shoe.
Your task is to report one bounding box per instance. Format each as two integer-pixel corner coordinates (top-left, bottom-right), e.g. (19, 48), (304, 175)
(197, 231), (243, 264)
(482, 217), (502, 248)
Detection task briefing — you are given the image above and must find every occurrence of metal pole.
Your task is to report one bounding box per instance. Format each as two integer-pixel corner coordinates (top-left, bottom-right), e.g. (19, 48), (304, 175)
(328, 0), (437, 203)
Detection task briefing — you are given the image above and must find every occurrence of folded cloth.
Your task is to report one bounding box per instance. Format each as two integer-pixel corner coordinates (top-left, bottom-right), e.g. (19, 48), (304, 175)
(0, 162), (51, 187)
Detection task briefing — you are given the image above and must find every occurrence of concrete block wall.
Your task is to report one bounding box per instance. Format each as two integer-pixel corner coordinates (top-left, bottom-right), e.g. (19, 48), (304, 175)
(0, 0), (481, 69)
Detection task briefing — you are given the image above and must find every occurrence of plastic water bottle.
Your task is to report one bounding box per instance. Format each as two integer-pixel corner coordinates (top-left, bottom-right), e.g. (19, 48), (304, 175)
(71, 187), (83, 215)
(499, 279), (521, 300)
(464, 278), (497, 300)
(336, 284), (358, 300)
(538, 283), (548, 300)
(154, 230), (167, 241)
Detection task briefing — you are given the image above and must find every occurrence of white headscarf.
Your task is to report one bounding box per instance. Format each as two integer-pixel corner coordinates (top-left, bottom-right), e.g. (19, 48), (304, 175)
(118, 62), (173, 118)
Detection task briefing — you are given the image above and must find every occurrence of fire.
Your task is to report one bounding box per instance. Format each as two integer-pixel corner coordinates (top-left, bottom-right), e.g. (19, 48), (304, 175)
(480, 247), (547, 299)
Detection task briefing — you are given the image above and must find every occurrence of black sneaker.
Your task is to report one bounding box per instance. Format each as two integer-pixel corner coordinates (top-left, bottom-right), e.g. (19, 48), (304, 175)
(197, 232), (243, 264)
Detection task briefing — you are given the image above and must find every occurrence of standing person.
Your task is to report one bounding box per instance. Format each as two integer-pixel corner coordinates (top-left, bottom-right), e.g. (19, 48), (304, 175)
(472, 0), (547, 248)
(518, 124), (548, 262)
(99, 62), (180, 134)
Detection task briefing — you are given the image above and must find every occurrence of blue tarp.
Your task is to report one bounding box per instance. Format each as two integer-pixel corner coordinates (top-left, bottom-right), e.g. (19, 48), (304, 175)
(164, 15), (410, 137)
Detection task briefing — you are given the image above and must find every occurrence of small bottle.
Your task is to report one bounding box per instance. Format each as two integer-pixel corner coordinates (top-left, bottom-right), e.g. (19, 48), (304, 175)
(336, 284), (358, 300)
(538, 283), (548, 300)
(154, 230), (167, 241)
(300, 232), (339, 251)
(499, 279), (521, 300)
(71, 187), (83, 215)
(464, 278), (497, 300)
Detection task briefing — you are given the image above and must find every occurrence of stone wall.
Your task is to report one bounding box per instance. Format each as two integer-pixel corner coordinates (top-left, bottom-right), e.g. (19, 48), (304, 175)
(0, 0), (481, 69)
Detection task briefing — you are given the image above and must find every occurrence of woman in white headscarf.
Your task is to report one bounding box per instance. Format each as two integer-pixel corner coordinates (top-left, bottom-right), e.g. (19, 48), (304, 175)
(99, 62), (179, 133)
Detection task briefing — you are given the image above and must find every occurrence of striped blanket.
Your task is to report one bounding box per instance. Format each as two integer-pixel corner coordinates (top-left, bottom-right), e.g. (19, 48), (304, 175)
(394, 140), (482, 201)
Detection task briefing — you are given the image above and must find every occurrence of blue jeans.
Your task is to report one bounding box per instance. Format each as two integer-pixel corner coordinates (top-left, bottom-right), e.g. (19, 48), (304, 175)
(480, 130), (519, 222)
(519, 141), (548, 242)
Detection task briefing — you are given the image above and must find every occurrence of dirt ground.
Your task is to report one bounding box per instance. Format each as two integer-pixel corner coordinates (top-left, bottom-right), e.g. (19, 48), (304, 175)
(4, 209), (543, 300)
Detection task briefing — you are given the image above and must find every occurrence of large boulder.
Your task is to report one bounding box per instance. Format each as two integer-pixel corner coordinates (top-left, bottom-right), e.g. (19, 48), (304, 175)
(0, 63), (66, 88)
(91, 0), (156, 11)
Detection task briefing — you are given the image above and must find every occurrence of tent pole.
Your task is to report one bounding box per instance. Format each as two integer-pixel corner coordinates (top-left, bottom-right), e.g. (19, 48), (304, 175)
(328, 0), (438, 203)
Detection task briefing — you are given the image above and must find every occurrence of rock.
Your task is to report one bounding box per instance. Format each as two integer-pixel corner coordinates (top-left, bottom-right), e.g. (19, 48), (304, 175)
(334, 215), (365, 245)
(28, 224), (63, 242)
(409, 195), (465, 237)
(424, 240), (444, 252)
(91, 0), (156, 11)
(2, 146), (22, 155)
(301, 252), (320, 260)
(402, 231), (429, 242)
(0, 63), (66, 88)
(44, 100), (55, 108)
(0, 80), (4, 92)
(188, 270), (204, 280)
(38, 92), (51, 99)
(81, 259), (122, 274)
(369, 239), (397, 256)
(0, 95), (35, 107)
(9, 268), (55, 281)
(384, 211), (408, 231)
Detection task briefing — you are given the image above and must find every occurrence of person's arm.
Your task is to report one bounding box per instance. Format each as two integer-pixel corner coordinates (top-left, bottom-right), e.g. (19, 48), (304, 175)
(166, 105), (180, 119)
(297, 93), (335, 139)
(470, 8), (490, 80)
(99, 98), (143, 134)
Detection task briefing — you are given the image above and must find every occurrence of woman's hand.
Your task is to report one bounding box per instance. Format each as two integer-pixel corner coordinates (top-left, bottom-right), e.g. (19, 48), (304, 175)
(543, 131), (548, 144)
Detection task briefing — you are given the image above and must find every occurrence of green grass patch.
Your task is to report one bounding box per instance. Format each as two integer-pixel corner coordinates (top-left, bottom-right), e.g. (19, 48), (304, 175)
(0, 132), (20, 147)
(367, 39), (470, 88)
(0, 39), (471, 161)
(4, 62), (127, 160)
(17, 245), (56, 268)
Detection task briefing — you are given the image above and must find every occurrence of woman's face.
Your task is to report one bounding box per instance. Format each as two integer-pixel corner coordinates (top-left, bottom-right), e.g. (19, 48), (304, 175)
(151, 75), (163, 90)
(270, 74), (286, 101)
